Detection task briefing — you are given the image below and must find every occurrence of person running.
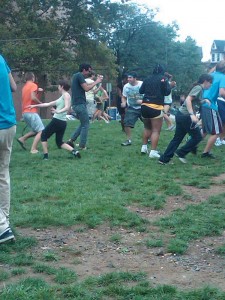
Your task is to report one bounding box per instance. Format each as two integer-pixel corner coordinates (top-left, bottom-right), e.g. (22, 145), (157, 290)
(139, 64), (171, 158)
(17, 72), (44, 154)
(121, 71), (143, 146)
(66, 63), (103, 150)
(159, 74), (213, 165)
(27, 80), (81, 160)
(200, 60), (225, 158)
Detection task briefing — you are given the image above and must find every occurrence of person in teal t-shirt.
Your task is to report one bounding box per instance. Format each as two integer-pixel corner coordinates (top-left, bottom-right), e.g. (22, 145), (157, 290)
(0, 54), (17, 244)
(200, 60), (225, 158)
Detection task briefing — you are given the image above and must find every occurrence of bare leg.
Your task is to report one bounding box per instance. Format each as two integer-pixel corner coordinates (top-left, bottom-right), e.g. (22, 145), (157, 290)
(41, 141), (48, 154)
(31, 131), (42, 152)
(18, 131), (36, 144)
(124, 127), (131, 140)
(203, 134), (218, 153)
(163, 104), (173, 128)
(150, 117), (163, 150)
(61, 143), (73, 151)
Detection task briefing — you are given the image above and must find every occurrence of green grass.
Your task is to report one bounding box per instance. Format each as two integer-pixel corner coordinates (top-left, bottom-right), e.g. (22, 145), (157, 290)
(1, 120), (225, 298)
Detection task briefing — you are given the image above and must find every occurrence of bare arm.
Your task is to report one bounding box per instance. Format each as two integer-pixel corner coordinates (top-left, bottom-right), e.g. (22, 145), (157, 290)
(31, 91), (42, 104)
(52, 93), (71, 114)
(9, 73), (17, 92)
(185, 95), (199, 123)
(219, 87), (225, 99)
(27, 99), (58, 109)
(81, 76), (103, 92)
(121, 95), (127, 108)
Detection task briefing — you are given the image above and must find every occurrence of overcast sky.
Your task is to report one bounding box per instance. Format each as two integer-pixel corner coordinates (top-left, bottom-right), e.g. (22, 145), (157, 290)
(132, 0), (225, 61)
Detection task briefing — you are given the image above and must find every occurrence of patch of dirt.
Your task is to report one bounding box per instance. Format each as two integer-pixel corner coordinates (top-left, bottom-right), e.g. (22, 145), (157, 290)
(2, 174), (225, 291)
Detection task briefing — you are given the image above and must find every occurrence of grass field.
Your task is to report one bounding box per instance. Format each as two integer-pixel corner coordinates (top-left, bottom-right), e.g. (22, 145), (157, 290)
(1, 119), (225, 299)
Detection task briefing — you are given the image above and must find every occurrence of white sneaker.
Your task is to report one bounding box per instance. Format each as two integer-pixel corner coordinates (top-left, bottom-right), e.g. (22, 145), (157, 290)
(149, 150), (160, 158)
(141, 145), (148, 154)
(215, 138), (222, 146)
(221, 139), (225, 145)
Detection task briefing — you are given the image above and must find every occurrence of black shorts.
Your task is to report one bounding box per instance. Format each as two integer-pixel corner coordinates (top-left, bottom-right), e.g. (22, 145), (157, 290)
(141, 104), (163, 119)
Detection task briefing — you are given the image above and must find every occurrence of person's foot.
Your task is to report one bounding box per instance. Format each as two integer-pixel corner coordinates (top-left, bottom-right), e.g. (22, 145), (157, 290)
(66, 139), (75, 148)
(191, 147), (198, 155)
(158, 159), (173, 165)
(201, 152), (215, 159)
(121, 140), (131, 146)
(141, 145), (148, 154)
(75, 144), (87, 150)
(30, 149), (39, 154)
(149, 150), (160, 158)
(175, 152), (187, 163)
(72, 149), (81, 158)
(43, 153), (49, 160)
(0, 228), (15, 244)
(215, 138), (222, 146)
(17, 138), (26, 150)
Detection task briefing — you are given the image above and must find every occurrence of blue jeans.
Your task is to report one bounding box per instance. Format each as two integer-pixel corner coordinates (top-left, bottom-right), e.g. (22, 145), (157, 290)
(160, 112), (202, 163)
(71, 104), (89, 148)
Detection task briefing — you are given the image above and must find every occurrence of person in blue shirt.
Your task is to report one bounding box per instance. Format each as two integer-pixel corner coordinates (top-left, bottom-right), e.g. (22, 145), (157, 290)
(201, 60), (225, 158)
(0, 54), (17, 244)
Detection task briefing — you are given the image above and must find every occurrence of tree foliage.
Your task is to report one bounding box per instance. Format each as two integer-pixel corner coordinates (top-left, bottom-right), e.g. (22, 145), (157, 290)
(0, 0), (204, 94)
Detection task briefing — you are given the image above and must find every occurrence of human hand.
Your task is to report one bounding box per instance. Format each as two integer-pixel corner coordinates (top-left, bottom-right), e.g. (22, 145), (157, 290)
(121, 102), (126, 108)
(190, 114), (199, 123)
(38, 88), (44, 92)
(170, 81), (176, 88)
(96, 75), (103, 83)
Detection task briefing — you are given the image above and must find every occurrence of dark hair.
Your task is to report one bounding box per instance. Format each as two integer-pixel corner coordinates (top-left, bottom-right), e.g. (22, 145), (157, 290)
(197, 73), (213, 84)
(25, 72), (35, 81)
(79, 63), (92, 72)
(127, 71), (138, 78)
(216, 60), (225, 73)
(188, 73), (213, 93)
(58, 79), (70, 91)
(153, 64), (165, 75)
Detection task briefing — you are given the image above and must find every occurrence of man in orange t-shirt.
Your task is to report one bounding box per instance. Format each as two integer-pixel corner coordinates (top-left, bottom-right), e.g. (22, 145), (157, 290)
(17, 72), (45, 153)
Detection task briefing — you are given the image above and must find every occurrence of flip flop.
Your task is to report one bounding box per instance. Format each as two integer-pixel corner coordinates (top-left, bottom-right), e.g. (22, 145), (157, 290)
(17, 138), (27, 150)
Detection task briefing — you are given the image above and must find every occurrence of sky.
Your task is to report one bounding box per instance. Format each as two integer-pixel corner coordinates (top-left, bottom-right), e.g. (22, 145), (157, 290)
(132, 0), (225, 61)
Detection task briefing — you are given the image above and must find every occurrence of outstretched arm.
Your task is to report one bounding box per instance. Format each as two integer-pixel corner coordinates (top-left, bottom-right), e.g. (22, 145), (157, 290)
(27, 99), (58, 109)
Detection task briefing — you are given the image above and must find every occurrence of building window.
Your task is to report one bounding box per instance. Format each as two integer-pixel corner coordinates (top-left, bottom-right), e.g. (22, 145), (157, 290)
(212, 54), (215, 62)
(217, 53), (220, 61)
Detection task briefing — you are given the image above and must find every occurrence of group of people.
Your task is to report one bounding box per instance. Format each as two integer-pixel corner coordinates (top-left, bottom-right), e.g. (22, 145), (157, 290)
(2, 55), (225, 246)
(0, 61), (104, 244)
(119, 61), (225, 164)
(119, 65), (175, 158)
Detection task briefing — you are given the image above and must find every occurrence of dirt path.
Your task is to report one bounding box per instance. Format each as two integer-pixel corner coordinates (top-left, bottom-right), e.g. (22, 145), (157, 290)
(5, 174), (225, 291)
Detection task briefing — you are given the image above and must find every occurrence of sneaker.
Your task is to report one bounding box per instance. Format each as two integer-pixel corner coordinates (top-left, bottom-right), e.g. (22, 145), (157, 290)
(66, 140), (75, 148)
(141, 145), (148, 154)
(43, 153), (49, 160)
(72, 150), (81, 158)
(221, 139), (225, 145)
(201, 152), (215, 159)
(175, 152), (187, 163)
(0, 228), (15, 244)
(158, 160), (174, 165)
(30, 149), (39, 154)
(75, 144), (87, 150)
(149, 150), (160, 158)
(215, 138), (222, 147)
(191, 147), (197, 155)
(121, 140), (131, 146)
